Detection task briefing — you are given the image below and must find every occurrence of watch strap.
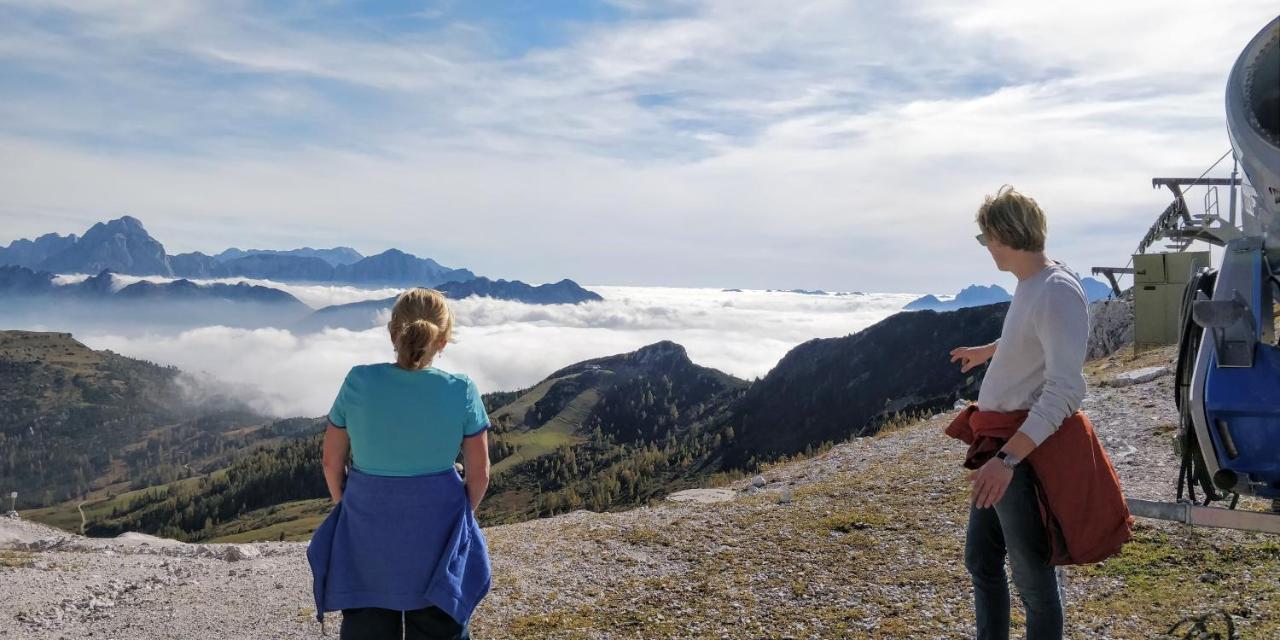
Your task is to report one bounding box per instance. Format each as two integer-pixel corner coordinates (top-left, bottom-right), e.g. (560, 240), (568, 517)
(995, 450), (1021, 469)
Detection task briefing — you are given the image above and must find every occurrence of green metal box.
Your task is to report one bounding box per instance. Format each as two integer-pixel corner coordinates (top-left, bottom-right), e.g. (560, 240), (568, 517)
(1134, 284), (1169, 345)
(1135, 282), (1188, 347)
(1163, 251), (1210, 284)
(1133, 253), (1166, 284)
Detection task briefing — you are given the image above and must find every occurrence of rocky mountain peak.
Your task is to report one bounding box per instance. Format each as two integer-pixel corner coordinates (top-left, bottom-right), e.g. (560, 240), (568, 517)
(629, 340), (689, 366)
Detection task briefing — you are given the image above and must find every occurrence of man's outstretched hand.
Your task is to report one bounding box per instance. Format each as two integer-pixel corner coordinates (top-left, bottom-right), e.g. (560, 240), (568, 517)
(950, 343), (997, 373)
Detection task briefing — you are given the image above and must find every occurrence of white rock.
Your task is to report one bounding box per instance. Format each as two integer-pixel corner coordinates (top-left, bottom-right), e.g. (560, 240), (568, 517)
(224, 544), (260, 562)
(1107, 366), (1170, 387)
(750, 475), (767, 488)
(666, 489), (735, 504)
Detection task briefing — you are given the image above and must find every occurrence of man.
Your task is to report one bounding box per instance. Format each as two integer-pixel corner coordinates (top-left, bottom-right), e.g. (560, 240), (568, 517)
(948, 185), (1088, 640)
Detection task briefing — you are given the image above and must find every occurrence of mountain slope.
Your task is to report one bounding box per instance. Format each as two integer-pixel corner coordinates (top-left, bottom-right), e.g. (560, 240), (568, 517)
(722, 303), (1007, 466)
(0, 232), (78, 269)
(470, 341), (750, 522)
(0, 331), (296, 509)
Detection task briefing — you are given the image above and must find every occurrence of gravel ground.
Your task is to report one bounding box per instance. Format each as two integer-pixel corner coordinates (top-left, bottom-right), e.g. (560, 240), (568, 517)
(3, 346), (1277, 639)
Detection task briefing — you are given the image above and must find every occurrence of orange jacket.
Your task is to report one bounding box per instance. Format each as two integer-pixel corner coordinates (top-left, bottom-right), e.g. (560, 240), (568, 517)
(946, 405), (1132, 565)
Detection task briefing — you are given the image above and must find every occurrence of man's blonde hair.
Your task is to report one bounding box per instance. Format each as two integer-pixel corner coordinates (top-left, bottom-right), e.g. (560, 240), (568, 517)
(976, 185), (1047, 252)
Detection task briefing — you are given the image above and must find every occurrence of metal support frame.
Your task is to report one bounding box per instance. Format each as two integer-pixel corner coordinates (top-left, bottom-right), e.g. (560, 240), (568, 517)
(1129, 498), (1280, 534)
(1139, 177), (1244, 255)
(1091, 267), (1135, 298)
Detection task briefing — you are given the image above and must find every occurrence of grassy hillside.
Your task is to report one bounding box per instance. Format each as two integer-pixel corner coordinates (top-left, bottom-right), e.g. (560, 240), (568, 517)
(0, 330), (186, 505)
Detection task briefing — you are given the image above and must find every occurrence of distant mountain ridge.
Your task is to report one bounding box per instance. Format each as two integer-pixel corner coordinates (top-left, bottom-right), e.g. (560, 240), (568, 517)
(295, 277), (603, 332)
(0, 266), (306, 306)
(214, 247), (363, 266)
(906, 275), (1114, 312)
(0, 266), (310, 330)
(904, 284), (1011, 311)
(1, 216), (475, 287)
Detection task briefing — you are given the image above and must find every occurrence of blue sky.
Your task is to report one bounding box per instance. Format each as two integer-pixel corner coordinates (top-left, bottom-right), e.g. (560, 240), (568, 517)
(0, 0), (1277, 292)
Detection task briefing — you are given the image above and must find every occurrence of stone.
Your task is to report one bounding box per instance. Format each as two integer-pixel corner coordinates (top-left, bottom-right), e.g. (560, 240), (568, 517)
(667, 489), (735, 504)
(750, 475), (767, 488)
(1106, 366), (1170, 387)
(1087, 299), (1134, 360)
(224, 545), (260, 562)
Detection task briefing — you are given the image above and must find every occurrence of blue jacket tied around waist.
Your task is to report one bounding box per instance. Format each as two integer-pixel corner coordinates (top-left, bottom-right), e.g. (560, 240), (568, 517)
(307, 467), (491, 625)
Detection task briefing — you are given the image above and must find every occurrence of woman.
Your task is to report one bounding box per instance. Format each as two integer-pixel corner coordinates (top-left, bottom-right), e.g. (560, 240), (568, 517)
(307, 288), (492, 640)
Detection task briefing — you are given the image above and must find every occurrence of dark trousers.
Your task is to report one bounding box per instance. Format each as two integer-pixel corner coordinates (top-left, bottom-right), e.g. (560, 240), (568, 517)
(964, 465), (1064, 640)
(340, 607), (469, 640)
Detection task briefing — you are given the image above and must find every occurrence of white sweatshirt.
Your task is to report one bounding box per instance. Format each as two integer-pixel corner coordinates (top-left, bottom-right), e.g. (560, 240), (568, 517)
(976, 262), (1089, 446)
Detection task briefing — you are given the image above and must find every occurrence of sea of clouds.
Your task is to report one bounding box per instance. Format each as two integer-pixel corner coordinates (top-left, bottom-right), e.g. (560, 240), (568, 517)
(48, 282), (921, 417)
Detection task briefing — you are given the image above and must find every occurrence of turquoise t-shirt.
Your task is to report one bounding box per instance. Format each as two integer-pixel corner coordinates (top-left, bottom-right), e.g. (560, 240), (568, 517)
(327, 364), (490, 476)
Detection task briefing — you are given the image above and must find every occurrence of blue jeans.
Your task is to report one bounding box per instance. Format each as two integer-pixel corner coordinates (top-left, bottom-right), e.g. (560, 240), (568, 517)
(964, 464), (1063, 640)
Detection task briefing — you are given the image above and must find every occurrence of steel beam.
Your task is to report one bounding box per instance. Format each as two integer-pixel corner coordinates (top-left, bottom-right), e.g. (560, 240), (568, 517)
(1128, 498), (1280, 534)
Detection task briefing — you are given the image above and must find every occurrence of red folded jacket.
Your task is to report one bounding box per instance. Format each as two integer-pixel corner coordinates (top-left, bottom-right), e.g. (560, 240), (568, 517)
(946, 404), (1133, 565)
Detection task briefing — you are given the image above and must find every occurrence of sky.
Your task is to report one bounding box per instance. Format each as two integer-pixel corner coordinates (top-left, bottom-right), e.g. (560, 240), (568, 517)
(1, 1), (1277, 293)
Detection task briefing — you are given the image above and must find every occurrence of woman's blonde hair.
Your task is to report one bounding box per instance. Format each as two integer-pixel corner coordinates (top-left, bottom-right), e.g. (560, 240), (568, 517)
(976, 185), (1047, 252)
(388, 288), (454, 370)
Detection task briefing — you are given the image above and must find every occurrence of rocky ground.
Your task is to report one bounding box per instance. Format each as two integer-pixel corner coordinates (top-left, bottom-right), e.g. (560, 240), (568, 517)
(3, 346), (1278, 639)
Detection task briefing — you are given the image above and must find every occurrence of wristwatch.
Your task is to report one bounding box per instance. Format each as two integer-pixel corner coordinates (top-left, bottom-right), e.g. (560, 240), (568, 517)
(995, 450), (1021, 469)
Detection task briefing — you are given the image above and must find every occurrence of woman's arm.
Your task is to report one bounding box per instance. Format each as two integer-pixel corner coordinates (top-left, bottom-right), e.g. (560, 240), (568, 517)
(322, 423), (350, 503)
(461, 432), (490, 511)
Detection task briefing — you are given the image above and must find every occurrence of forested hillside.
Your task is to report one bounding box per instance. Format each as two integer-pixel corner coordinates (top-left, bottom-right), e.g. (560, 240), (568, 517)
(0, 331), (295, 508)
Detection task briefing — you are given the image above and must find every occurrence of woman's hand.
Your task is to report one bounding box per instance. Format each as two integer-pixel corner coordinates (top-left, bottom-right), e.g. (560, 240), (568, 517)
(461, 432), (490, 512)
(950, 342), (997, 373)
(322, 423), (350, 504)
(969, 458), (1015, 509)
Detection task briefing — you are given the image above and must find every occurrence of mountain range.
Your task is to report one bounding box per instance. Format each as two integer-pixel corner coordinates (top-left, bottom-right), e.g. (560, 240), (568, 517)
(904, 284), (1012, 312)
(0, 267), (312, 330)
(294, 278), (604, 332)
(905, 276), (1114, 312)
(0, 267), (603, 333)
(0, 216), (473, 287)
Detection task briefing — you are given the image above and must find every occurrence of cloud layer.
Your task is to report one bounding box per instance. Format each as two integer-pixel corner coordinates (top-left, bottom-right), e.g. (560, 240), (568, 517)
(73, 286), (918, 417)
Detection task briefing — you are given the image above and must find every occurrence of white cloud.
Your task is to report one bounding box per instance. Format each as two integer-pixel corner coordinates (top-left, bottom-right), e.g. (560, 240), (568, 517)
(73, 286), (919, 416)
(0, 1), (1275, 292)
